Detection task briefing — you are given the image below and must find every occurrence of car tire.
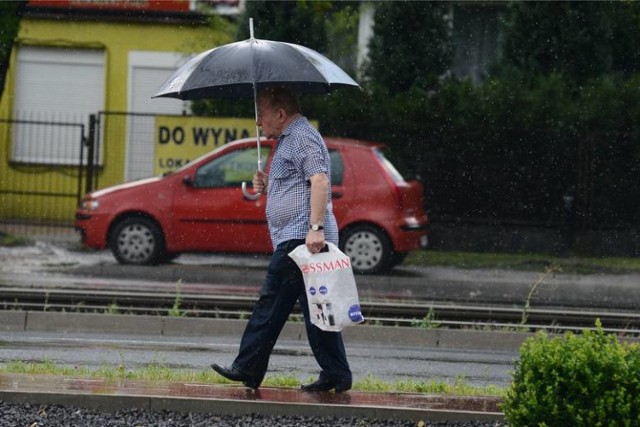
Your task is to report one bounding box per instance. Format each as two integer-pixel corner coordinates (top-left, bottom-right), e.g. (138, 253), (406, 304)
(340, 224), (393, 275)
(109, 216), (166, 265)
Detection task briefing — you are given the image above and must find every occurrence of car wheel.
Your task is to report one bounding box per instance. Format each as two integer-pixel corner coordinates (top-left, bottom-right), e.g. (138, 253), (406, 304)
(340, 224), (393, 275)
(109, 216), (165, 265)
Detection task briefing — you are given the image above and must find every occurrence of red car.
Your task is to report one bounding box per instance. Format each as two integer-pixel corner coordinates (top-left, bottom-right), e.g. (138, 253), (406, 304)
(75, 137), (429, 274)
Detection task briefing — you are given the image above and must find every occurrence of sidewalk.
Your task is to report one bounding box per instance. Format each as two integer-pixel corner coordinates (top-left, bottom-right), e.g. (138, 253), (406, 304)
(0, 310), (508, 422)
(0, 373), (503, 423)
(0, 223), (78, 244)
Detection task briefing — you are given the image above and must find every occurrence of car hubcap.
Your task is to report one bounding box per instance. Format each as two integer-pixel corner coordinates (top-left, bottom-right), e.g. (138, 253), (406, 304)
(118, 224), (154, 262)
(344, 231), (382, 271)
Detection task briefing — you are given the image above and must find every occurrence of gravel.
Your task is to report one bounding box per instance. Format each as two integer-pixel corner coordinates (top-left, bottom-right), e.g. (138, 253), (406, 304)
(0, 401), (506, 427)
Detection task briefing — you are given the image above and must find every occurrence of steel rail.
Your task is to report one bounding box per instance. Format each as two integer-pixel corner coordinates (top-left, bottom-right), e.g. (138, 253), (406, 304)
(2, 286), (639, 333)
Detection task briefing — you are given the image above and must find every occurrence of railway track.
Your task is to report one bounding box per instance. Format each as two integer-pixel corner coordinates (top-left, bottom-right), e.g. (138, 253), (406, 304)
(2, 285), (639, 334)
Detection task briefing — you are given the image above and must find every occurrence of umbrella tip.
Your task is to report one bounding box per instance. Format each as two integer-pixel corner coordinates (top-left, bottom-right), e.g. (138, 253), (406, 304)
(249, 17), (254, 39)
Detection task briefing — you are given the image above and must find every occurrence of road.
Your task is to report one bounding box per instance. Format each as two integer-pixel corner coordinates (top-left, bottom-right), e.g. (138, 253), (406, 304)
(2, 238), (640, 310)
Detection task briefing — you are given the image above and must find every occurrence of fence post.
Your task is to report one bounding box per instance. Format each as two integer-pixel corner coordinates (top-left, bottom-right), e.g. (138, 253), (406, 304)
(78, 123), (85, 205)
(85, 114), (97, 195)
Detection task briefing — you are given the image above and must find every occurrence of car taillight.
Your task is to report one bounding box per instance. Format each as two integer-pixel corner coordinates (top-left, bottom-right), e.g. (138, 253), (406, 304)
(403, 215), (421, 228)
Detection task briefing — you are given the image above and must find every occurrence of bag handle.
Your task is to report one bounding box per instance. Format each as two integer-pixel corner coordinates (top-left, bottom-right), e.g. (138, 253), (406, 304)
(325, 242), (339, 252)
(296, 241), (340, 256)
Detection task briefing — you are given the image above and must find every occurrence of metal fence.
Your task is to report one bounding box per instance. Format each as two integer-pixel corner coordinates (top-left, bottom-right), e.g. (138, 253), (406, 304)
(0, 118), (90, 227)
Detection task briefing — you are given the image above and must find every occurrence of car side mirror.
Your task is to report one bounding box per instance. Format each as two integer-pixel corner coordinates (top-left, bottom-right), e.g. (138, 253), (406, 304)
(183, 175), (193, 187)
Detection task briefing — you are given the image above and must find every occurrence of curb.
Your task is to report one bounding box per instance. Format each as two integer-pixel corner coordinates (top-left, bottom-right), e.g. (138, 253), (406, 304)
(0, 375), (505, 423)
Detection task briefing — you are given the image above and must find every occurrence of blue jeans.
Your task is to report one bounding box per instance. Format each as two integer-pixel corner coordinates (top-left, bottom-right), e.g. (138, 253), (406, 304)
(231, 239), (352, 386)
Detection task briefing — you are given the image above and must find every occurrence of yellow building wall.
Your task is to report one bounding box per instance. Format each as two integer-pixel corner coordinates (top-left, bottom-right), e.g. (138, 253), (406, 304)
(0, 15), (232, 224)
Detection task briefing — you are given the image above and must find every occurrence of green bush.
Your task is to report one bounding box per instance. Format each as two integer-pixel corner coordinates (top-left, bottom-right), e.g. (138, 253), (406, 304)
(503, 323), (640, 426)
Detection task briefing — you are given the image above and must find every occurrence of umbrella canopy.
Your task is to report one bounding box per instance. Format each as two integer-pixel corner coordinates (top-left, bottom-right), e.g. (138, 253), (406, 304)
(153, 38), (359, 100)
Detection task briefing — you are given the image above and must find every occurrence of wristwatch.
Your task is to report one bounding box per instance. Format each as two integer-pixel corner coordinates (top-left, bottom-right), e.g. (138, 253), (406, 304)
(310, 224), (324, 231)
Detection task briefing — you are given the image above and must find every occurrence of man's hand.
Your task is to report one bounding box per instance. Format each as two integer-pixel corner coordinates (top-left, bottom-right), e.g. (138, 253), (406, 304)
(252, 170), (268, 194)
(306, 229), (325, 254)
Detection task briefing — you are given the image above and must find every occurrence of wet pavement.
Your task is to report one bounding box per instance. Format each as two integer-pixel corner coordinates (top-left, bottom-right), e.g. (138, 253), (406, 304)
(0, 374), (503, 423)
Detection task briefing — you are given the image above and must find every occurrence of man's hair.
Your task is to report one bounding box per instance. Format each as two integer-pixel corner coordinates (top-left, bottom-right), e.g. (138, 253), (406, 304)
(258, 86), (300, 115)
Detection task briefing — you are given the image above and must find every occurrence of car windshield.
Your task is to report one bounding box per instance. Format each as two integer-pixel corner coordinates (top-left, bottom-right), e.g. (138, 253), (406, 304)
(161, 148), (225, 177)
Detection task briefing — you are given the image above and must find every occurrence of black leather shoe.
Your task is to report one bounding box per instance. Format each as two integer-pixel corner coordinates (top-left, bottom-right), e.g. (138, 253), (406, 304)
(301, 377), (352, 393)
(211, 364), (260, 389)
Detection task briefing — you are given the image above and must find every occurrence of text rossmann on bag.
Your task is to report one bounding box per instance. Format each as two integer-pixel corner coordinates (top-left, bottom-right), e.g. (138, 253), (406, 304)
(299, 258), (351, 274)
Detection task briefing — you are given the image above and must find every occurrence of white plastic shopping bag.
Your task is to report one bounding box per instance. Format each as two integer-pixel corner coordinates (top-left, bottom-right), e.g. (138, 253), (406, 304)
(289, 242), (364, 332)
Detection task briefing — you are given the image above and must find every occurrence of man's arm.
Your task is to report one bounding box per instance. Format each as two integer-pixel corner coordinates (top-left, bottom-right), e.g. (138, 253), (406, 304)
(306, 172), (329, 253)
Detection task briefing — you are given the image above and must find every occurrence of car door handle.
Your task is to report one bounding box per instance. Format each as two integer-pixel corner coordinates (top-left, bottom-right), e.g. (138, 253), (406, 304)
(332, 191), (343, 199)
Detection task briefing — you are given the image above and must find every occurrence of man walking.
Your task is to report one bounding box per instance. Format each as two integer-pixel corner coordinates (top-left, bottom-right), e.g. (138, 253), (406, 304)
(211, 86), (352, 392)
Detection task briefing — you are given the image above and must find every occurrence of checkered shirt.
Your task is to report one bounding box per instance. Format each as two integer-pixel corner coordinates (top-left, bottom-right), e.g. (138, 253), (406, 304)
(265, 116), (339, 249)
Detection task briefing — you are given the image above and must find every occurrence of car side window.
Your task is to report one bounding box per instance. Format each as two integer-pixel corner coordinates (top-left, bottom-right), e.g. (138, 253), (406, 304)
(329, 149), (343, 186)
(375, 148), (409, 183)
(193, 147), (271, 188)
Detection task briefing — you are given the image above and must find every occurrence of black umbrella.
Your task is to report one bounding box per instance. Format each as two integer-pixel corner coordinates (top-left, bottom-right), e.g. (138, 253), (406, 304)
(153, 19), (359, 198)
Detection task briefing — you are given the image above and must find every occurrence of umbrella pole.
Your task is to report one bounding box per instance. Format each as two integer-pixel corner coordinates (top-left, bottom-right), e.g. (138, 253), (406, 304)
(242, 17), (262, 200)
(250, 17), (262, 174)
(253, 87), (262, 173)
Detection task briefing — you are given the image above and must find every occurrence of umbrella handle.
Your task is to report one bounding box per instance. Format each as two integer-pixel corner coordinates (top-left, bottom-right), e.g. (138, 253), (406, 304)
(241, 181), (262, 200)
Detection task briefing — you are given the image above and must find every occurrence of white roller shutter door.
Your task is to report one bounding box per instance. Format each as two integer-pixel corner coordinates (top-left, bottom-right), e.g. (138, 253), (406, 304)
(12, 46), (105, 165)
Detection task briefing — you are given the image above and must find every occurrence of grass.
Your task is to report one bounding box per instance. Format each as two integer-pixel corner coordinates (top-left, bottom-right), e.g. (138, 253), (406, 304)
(411, 306), (441, 329)
(167, 282), (185, 317)
(404, 249), (640, 275)
(0, 360), (504, 397)
(352, 374), (502, 396)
